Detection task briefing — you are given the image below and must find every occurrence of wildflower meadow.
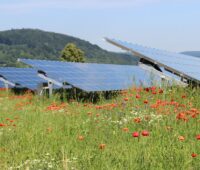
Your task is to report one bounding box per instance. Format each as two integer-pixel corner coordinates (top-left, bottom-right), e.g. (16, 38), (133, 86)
(0, 86), (200, 170)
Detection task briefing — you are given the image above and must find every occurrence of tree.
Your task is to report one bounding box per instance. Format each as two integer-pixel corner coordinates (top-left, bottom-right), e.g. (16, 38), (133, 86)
(60, 43), (85, 62)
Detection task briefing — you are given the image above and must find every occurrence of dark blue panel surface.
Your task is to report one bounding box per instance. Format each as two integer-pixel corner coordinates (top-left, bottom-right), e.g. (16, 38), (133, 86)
(106, 38), (200, 83)
(19, 59), (173, 92)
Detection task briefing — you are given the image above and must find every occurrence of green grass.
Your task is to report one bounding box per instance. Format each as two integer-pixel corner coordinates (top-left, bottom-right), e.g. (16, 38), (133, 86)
(0, 86), (200, 170)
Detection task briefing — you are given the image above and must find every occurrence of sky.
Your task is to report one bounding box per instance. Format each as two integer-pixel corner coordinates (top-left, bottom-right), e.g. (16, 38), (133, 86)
(0, 0), (200, 52)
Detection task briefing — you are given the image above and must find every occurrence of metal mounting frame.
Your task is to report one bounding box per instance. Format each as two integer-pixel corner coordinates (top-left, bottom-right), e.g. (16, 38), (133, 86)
(38, 72), (72, 96)
(0, 76), (15, 89)
(138, 63), (188, 87)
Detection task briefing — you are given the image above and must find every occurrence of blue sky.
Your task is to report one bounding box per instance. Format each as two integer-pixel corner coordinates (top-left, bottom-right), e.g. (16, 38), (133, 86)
(0, 0), (200, 52)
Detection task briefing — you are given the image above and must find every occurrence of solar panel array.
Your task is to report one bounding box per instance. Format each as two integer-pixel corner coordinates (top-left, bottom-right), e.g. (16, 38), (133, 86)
(0, 67), (46, 90)
(0, 57), (187, 92)
(19, 59), (168, 92)
(105, 38), (200, 84)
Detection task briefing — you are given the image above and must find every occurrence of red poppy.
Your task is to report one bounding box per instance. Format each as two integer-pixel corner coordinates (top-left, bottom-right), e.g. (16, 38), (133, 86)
(136, 94), (141, 99)
(196, 134), (200, 140)
(99, 144), (106, 149)
(122, 127), (129, 132)
(182, 95), (186, 99)
(152, 91), (157, 95)
(151, 86), (156, 91)
(142, 130), (149, 137)
(191, 108), (198, 113)
(178, 136), (185, 141)
(78, 136), (84, 141)
(133, 117), (141, 123)
(124, 98), (129, 101)
(95, 106), (103, 109)
(0, 123), (6, 127)
(191, 114), (197, 118)
(191, 153), (197, 158)
(0, 88), (7, 91)
(176, 112), (187, 121)
(144, 100), (148, 104)
(132, 132), (139, 137)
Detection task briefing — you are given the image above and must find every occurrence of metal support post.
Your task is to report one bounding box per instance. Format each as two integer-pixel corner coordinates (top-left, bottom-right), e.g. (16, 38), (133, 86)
(48, 81), (53, 96)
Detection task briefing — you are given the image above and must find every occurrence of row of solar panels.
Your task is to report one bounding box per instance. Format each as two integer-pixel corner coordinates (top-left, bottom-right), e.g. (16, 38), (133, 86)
(1, 38), (198, 92)
(105, 38), (200, 85)
(0, 59), (185, 92)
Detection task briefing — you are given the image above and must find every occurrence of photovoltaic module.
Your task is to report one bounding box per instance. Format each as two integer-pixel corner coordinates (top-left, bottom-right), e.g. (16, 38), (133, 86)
(105, 38), (200, 84)
(18, 59), (184, 92)
(0, 67), (46, 90)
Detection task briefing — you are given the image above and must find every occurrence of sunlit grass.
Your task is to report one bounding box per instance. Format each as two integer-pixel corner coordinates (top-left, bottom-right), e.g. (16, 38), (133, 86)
(0, 86), (200, 170)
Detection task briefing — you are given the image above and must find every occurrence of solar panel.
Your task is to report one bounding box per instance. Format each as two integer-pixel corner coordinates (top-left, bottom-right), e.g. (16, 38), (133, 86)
(19, 59), (183, 92)
(0, 67), (46, 90)
(0, 81), (4, 88)
(105, 38), (200, 84)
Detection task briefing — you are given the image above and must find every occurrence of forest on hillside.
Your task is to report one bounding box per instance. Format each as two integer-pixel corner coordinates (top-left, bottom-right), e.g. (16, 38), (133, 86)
(0, 29), (138, 67)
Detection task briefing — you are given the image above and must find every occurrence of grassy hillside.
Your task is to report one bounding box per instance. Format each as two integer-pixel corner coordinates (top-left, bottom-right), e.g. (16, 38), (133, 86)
(0, 29), (138, 67)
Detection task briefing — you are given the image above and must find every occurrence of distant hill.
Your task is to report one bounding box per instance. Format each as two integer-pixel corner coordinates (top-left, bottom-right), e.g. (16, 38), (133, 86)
(181, 51), (200, 58)
(0, 29), (138, 67)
